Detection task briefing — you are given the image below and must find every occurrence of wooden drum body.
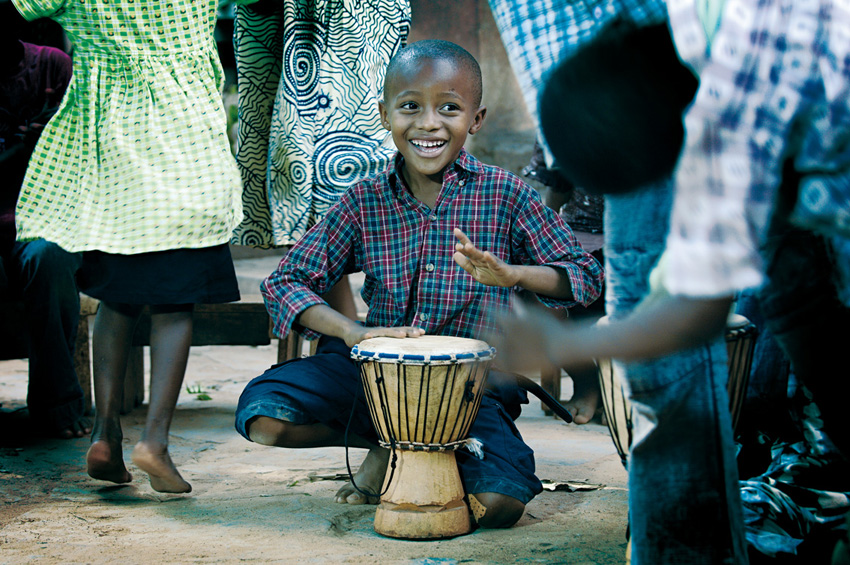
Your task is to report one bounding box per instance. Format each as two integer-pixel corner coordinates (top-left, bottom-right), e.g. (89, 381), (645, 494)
(351, 336), (495, 539)
(598, 314), (757, 468)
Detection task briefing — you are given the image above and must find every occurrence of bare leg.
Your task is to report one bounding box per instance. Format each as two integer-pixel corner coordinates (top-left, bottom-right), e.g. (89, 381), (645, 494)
(130, 305), (192, 494)
(87, 301), (141, 484)
(248, 415), (387, 504)
(563, 366), (602, 425)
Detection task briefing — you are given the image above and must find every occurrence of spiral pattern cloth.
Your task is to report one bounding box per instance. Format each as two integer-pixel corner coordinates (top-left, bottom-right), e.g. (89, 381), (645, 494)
(232, 0), (410, 248)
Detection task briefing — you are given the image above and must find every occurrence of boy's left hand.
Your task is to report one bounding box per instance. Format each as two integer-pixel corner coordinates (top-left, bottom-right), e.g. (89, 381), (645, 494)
(453, 228), (518, 287)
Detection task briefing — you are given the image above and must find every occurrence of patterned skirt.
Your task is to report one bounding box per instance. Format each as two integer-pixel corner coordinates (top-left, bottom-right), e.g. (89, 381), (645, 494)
(231, 0), (411, 248)
(78, 244), (240, 305)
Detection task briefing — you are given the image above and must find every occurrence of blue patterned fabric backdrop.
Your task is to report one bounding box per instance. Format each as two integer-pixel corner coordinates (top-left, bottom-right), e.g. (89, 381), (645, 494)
(232, 0), (411, 247)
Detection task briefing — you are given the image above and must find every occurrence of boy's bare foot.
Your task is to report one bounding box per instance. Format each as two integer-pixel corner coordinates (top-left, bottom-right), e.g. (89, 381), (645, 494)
(334, 447), (389, 505)
(131, 441), (192, 494)
(86, 439), (133, 484)
(564, 372), (602, 425)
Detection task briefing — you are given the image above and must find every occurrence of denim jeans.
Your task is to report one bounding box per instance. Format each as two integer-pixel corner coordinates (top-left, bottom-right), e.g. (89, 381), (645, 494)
(3, 239), (84, 430)
(605, 182), (749, 564)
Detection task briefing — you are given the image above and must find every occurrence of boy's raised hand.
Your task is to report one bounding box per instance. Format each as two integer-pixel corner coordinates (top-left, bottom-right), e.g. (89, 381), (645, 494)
(453, 228), (518, 287)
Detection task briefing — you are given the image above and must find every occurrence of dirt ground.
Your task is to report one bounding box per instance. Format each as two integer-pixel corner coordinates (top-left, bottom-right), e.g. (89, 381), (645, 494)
(0, 338), (629, 565)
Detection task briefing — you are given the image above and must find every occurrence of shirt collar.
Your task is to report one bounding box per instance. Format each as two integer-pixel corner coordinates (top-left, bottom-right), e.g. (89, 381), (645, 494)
(387, 149), (485, 195)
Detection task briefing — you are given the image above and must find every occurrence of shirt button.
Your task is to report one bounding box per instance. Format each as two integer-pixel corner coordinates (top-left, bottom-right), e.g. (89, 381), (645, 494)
(593, 6), (603, 18)
(425, 263), (435, 272)
(458, 180), (465, 187)
(419, 313), (430, 322)
(429, 214), (438, 221)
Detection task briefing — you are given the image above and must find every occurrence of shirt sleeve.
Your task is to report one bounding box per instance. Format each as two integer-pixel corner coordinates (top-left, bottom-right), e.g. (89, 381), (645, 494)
(512, 182), (605, 309)
(260, 192), (361, 340)
(12, 0), (66, 20)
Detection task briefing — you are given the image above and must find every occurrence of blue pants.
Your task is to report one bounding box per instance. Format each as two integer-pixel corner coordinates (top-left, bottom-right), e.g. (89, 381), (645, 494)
(235, 335), (543, 504)
(2, 239), (84, 431)
(606, 183), (748, 565)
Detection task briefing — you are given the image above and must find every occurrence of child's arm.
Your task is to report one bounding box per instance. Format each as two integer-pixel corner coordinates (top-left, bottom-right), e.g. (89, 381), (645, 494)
(297, 304), (424, 348)
(491, 292), (732, 372)
(452, 228), (573, 298)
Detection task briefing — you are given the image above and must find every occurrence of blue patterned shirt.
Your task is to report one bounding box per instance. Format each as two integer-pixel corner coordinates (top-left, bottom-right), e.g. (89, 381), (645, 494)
(488, 0), (668, 162)
(665, 0), (850, 299)
(261, 150), (604, 340)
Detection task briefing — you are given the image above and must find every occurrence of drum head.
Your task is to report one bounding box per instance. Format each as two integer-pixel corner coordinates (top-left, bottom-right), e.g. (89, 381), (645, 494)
(351, 336), (495, 363)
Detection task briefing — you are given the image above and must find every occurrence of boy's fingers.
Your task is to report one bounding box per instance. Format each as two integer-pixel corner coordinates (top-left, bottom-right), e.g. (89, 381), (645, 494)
(453, 228), (473, 247)
(453, 250), (475, 267)
(363, 326), (425, 340)
(481, 251), (500, 268)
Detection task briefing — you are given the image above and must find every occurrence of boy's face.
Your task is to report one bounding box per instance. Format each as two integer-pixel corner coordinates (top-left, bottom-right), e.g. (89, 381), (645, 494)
(380, 58), (486, 185)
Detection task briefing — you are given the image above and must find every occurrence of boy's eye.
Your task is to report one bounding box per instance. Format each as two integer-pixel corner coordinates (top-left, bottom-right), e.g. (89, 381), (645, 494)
(441, 103), (461, 113)
(400, 101), (418, 110)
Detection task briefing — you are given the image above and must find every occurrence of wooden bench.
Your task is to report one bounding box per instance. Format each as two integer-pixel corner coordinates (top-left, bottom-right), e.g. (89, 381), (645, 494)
(4, 290), (571, 418)
(116, 301), (276, 413)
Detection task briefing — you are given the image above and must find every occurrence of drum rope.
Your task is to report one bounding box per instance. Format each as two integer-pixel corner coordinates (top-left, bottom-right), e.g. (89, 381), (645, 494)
(347, 346), (494, 497)
(344, 362), (397, 499)
(362, 358), (487, 458)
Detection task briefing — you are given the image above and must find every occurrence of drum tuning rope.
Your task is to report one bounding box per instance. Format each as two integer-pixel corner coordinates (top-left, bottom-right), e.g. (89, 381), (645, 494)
(343, 369), (397, 499)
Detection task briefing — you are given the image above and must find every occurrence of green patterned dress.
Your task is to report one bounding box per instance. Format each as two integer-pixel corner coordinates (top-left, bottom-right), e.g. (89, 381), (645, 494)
(12, 0), (243, 254)
(231, 0), (410, 247)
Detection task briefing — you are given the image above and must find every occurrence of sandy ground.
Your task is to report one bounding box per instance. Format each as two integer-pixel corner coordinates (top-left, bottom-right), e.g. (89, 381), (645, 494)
(1, 261), (629, 564)
(0, 343), (629, 564)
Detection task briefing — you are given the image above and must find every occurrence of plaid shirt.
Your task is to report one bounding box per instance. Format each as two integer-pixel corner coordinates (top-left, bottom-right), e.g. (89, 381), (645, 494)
(664, 0), (850, 298)
(262, 150), (604, 340)
(488, 0), (668, 162)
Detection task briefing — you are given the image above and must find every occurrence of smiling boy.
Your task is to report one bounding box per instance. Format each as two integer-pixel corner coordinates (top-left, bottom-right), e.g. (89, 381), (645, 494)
(234, 40), (603, 529)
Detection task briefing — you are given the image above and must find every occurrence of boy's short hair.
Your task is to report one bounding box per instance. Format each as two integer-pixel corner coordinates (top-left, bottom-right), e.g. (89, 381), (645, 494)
(384, 39), (483, 106)
(539, 20), (698, 195)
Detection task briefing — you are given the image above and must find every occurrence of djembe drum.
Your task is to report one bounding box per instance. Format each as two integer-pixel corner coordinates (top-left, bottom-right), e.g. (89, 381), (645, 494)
(598, 314), (757, 467)
(351, 336), (495, 539)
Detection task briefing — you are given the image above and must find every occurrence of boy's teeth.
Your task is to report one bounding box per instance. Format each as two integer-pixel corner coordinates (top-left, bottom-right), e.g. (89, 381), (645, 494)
(413, 140), (443, 148)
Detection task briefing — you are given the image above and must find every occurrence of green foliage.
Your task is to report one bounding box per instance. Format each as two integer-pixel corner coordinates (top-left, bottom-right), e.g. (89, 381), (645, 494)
(186, 383), (213, 401)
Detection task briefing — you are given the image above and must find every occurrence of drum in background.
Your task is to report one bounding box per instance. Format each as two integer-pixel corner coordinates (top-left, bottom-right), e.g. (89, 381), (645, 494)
(725, 314), (757, 431)
(351, 336), (495, 539)
(598, 314), (758, 468)
(597, 357), (631, 469)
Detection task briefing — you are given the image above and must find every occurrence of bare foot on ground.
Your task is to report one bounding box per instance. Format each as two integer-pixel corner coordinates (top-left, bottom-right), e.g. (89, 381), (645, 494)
(564, 374), (602, 425)
(131, 441), (191, 494)
(334, 447), (389, 505)
(57, 416), (93, 439)
(86, 440), (132, 484)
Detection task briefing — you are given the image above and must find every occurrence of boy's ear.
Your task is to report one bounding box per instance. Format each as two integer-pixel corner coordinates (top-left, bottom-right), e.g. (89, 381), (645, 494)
(468, 106), (487, 135)
(378, 101), (391, 131)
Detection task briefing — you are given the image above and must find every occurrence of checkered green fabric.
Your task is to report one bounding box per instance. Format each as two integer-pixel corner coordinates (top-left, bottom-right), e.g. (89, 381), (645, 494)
(12, 0), (243, 254)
